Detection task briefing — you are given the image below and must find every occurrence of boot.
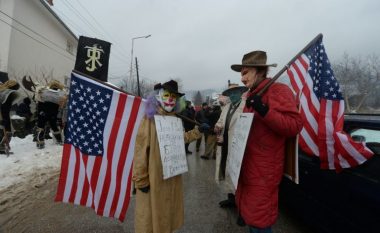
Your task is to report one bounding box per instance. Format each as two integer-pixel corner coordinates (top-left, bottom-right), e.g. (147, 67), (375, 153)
(53, 131), (63, 145)
(36, 128), (45, 149)
(219, 193), (236, 208)
(0, 131), (12, 154)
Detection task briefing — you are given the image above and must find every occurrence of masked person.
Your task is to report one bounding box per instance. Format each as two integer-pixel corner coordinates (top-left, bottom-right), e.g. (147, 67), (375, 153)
(0, 80), (20, 154)
(214, 86), (247, 208)
(34, 80), (66, 149)
(231, 51), (303, 233)
(132, 80), (209, 233)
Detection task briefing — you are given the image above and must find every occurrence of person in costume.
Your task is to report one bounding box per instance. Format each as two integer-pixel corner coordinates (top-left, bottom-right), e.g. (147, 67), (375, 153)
(132, 80), (209, 233)
(0, 79), (20, 154)
(34, 80), (66, 149)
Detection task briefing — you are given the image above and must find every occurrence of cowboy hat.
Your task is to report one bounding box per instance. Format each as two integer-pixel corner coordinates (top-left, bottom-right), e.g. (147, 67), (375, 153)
(222, 86), (248, 97)
(231, 50), (277, 72)
(154, 79), (184, 97)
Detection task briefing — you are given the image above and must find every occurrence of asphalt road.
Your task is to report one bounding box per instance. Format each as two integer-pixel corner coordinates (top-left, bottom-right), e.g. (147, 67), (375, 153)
(0, 141), (315, 233)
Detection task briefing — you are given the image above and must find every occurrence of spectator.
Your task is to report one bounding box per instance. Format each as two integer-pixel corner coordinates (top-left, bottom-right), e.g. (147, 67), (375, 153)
(214, 86), (247, 208)
(200, 102), (221, 160)
(231, 50), (303, 232)
(180, 100), (196, 154)
(195, 102), (209, 152)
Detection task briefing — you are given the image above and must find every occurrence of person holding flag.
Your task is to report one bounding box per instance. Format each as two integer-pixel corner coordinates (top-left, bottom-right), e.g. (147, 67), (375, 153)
(231, 50), (303, 233)
(132, 80), (209, 233)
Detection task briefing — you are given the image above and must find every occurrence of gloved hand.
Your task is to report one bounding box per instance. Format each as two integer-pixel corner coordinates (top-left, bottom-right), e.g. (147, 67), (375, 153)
(139, 185), (150, 193)
(246, 95), (269, 117)
(199, 123), (210, 133)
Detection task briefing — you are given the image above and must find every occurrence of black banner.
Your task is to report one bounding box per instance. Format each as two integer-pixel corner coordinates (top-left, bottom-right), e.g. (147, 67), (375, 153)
(0, 71), (9, 83)
(74, 36), (111, 82)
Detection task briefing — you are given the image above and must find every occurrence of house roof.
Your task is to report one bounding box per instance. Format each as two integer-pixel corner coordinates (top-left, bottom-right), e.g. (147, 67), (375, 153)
(39, 0), (78, 41)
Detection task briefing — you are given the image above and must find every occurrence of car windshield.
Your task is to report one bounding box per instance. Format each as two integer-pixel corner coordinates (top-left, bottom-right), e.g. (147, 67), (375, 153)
(351, 129), (380, 143)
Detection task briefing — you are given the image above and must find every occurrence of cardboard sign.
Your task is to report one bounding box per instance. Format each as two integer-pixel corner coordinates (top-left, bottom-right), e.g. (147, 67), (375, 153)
(226, 113), (254, 190)
(283, 136), (299, 184)
(154, 115), (188, 179)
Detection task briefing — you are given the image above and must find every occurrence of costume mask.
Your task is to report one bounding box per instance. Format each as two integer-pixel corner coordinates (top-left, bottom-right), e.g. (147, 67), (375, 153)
(156, 89), (177, 112)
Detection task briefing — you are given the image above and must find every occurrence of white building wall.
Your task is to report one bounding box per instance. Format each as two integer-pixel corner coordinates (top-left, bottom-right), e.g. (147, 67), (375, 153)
(0, 0), (15, 72)
(5, 0), (77, 83)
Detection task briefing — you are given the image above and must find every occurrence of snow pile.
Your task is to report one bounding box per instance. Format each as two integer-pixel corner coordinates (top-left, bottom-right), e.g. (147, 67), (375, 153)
(0, 135), (63, 191)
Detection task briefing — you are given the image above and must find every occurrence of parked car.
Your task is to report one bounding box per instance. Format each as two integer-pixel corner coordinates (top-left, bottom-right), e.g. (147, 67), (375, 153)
(280, 114), (380, 233)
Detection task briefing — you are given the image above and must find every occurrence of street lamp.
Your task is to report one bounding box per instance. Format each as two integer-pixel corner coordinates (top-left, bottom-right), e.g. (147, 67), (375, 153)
(129, 34), (151, 94)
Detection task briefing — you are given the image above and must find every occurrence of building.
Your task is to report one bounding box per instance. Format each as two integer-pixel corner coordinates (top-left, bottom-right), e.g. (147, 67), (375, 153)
(0, 0), (77, 86)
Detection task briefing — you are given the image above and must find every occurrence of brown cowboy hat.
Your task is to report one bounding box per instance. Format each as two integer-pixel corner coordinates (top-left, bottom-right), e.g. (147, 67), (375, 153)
(231, 50), (277, 72)
(154, 79), (185, 97)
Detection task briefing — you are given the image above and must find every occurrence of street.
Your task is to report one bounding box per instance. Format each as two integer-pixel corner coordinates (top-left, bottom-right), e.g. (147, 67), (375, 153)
(0, 141), (314, 233)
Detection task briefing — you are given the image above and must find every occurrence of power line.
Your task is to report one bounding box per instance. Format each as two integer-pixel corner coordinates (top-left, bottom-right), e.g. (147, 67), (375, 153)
(0, 16), (74, 61)
(0, 10), (75, 58)
(58, 0), (131, 64)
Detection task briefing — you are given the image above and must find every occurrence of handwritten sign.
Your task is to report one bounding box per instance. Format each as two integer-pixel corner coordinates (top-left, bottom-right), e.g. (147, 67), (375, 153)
(227, 113), (254, 190)
(154, 115), (188, 179)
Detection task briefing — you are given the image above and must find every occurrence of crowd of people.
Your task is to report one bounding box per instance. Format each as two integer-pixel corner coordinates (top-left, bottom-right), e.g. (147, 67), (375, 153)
(1, 50), (303, 233)
(0, 78), (67, 154)
(132, 50), (303, 233)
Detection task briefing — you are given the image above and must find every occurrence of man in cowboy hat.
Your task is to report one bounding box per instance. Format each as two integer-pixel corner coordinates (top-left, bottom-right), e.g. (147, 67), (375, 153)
(132, 79), (209, 233)
(214, 85), (247, 208)
(231, 51), (303, 232)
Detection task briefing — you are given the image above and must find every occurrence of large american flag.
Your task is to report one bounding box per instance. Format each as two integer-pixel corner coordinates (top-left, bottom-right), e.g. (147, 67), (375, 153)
(55, 72), (146, 221)
(287, 37), (373, 170)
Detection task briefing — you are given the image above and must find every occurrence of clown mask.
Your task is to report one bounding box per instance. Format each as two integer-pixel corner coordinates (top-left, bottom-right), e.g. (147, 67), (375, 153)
(156, 89), (177, 112)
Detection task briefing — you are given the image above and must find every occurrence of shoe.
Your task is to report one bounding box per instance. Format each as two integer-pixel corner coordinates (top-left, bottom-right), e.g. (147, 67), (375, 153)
(236, 214), (246, 227)
(219, 198), (236, 208)
(200, 155), (209, 160)
(186, 150), (192, 154)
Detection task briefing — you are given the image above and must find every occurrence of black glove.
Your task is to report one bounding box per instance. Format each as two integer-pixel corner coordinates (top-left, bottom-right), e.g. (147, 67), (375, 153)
(199, 123), (210, 133)
(139, 185), (150, 193)
(246, 95), (269, 117)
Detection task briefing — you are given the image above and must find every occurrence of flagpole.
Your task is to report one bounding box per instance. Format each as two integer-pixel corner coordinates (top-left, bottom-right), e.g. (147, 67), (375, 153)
(257, 33), (323, 96)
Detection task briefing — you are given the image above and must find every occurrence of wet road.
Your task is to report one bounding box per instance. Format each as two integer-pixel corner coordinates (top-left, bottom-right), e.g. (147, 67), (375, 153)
(0, 141), (315, 233)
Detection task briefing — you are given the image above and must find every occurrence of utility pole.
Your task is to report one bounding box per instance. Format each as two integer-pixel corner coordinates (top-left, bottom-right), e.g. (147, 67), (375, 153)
(135, 57), (141, 96)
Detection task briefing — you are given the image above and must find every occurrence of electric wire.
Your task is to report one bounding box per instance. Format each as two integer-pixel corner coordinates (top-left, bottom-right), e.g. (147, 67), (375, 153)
(0, 16), (74, 61)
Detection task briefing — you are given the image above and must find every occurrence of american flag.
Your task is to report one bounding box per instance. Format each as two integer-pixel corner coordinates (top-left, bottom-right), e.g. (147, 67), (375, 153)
(287, 37), (373, 170)
(55, 72), (146, 221)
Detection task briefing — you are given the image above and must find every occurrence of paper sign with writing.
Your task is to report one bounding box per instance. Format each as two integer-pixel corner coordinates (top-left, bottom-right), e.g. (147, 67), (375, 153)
(154, 115), (188, 179)
(227, 113), (254, 190)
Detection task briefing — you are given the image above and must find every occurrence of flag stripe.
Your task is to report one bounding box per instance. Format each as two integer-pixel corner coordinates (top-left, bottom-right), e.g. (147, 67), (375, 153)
(115, 98), (146, 219)
(55, 144), (71, 201)
(109, 96), (142, 217)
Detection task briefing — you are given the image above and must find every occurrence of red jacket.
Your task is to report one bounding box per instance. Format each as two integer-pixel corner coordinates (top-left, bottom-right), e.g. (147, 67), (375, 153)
(235, 78), (303, 228)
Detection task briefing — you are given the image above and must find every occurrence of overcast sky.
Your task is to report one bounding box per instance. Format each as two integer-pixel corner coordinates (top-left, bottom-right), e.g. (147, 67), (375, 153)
(52, 0), (380, 91)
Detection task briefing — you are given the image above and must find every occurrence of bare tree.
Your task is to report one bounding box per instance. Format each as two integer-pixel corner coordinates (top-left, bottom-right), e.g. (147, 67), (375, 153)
(333, 53), (380, 113)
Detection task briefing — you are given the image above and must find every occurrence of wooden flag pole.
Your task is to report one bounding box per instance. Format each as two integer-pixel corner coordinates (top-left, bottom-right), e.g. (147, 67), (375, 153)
(257, 33), (323, 96)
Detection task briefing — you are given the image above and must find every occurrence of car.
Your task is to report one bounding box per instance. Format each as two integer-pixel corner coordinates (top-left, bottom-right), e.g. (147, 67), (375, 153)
(279, 114), (380, 233)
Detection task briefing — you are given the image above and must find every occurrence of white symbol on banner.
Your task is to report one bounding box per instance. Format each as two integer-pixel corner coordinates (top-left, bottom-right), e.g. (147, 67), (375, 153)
(84, 44), (104, 72)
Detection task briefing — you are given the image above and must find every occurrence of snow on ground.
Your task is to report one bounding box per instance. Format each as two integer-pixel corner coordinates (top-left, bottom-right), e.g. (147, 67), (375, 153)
(0, 135), (63, 191)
